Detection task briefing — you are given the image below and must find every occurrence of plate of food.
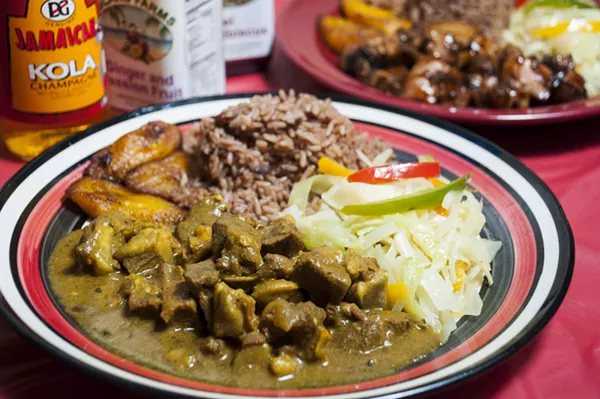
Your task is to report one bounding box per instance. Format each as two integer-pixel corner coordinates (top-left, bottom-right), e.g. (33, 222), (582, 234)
(276, 0), (600, 124)
(0, 92), (573, 398)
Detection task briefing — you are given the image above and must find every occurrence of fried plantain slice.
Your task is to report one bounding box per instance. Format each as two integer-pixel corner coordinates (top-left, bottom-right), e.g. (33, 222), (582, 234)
(340, 0), (412, 36)
(84, 121), (181, 182)
(124, 151), (191, 201)
(67, 177), (186, 224)
(318, 15), (382, 54)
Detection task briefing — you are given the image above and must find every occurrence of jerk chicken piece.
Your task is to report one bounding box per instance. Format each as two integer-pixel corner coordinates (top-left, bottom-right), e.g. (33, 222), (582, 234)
(467, 73), (499, 107)
(422, 21), (480, 68)
(468, 33), (500, 67)
(365, 66), (409, 94)
(85, 121), (181, 183)
(542, 54), (587, 103)
(341, 35), (420, 84)
(468, 74), (531, 108)
(401, 57), (471, 106)
(466, 40), (536, 108)
(464, 36), (502, 108)
(498, 45), (553, 105)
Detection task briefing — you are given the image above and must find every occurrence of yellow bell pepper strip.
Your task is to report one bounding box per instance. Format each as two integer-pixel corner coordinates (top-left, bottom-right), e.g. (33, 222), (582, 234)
(417, 154), (436, 162)
(429, 177), (446, 187)
(348, 162), (441, 184)
(386, 282), (409, 309)
(341, 174), (470, 216)
(317, 156), (353, 177)
(453, 260), (468, 292)
(523, 0), (597, 13)
(532, 20), (600, 38)
(435, 205), (450, 217)
(430, 178), (448, 217)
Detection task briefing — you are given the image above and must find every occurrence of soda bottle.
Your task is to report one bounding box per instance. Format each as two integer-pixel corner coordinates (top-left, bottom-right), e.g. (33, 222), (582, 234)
(0, 0), (116, 160)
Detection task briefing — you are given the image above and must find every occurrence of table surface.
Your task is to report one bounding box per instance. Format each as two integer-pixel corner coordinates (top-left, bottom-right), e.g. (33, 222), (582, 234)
(1, 4), (600, 399)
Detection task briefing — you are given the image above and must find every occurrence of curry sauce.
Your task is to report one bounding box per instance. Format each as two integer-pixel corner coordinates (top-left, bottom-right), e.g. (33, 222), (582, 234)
(47, 198), (441, 389)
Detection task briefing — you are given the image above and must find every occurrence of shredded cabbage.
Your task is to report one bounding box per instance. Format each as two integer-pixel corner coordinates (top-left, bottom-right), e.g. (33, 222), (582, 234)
(282, 154), (501, 342)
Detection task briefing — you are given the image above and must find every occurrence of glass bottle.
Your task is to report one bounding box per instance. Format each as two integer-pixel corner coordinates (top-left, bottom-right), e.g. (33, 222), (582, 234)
(0, 0), (115, 160)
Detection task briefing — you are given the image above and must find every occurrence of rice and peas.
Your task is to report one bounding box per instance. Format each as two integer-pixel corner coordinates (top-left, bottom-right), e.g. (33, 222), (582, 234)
(181, 91), (501, 341)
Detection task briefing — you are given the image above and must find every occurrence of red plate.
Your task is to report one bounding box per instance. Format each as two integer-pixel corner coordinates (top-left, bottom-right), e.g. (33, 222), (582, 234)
(276, 0), (600, 125)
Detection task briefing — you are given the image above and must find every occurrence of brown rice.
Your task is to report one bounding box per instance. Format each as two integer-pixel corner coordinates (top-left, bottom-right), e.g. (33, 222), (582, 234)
(174, 91), (391, 222)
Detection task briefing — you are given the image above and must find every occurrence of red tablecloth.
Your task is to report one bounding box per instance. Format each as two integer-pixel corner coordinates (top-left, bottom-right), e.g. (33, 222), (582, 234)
(2, 9), (600, 399)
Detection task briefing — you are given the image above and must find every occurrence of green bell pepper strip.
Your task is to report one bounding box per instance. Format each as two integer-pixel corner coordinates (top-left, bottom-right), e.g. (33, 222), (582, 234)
(523, 0), (597, 13)
(341, 174), (470, 216)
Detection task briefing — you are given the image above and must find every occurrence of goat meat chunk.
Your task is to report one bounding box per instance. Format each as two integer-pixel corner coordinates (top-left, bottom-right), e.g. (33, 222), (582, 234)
(261, 218), (305, 258)
(159, 263), (197, 324)
(292, 247), (351, 306)
(212, 282), (259, 339)
(212, 214), (263, 275)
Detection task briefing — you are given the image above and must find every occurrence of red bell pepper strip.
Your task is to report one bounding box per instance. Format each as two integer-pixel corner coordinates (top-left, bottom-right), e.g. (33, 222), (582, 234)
(348, 162), (441, 184)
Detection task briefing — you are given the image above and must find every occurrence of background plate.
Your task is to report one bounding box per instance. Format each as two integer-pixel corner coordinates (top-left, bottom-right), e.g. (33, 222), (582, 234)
(276, 0), (600, 125)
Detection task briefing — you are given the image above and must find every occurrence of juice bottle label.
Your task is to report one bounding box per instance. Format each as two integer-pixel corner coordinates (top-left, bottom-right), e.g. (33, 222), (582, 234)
(100, 0), (225, 112)
(7, 0), (106, 115)
(222, 0), (274, 62)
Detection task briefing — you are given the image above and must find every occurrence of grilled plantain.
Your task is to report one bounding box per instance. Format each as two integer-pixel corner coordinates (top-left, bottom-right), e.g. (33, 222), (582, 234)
(340, 0), (412, 36)
(318, 15), (382, 54)
(84, 121), (181, 182)
(67, 177), (186, 224)
(125, 151), (191, 201)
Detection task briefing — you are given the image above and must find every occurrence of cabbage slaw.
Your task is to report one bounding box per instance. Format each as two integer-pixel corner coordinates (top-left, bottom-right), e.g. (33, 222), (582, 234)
(282, 155), (501, 341)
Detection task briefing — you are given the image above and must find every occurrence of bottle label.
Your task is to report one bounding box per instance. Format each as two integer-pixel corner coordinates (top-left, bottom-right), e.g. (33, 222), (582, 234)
(99, 0), (225, 112)
(222, 0), (274, 62)
(8, 0), (106, 114)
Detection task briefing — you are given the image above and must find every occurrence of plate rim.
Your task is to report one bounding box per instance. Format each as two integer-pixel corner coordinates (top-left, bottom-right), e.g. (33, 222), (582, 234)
(275, 0), (600, 126)
(0, 92), (575, 398)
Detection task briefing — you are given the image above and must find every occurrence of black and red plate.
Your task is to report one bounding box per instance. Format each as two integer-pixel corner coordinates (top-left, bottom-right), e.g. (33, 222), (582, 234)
(0, 94), (573, 398)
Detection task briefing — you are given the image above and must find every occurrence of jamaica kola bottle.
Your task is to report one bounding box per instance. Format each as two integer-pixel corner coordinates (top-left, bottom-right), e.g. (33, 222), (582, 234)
(99, 0), (226, 111)
(0, 0), (115, 160)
